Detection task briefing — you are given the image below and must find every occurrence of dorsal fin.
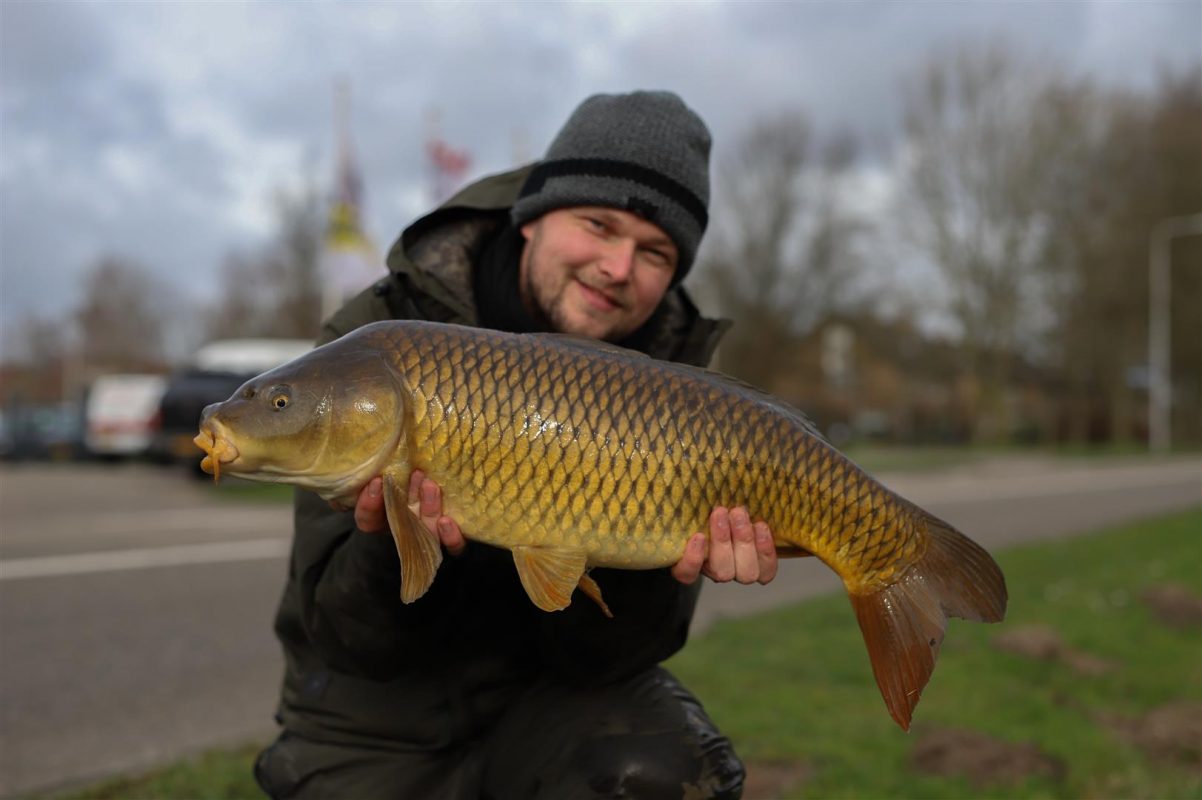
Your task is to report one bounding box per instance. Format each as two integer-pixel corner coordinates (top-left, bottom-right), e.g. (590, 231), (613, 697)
(530, 330), (827, 444)
(669, 362), (830, 444)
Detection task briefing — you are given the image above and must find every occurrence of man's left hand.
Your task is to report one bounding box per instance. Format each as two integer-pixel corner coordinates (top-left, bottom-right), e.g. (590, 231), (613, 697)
(671, 507), (778, 586)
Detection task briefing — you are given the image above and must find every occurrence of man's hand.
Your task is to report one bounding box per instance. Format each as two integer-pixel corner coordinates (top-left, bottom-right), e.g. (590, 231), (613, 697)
(348, 471), (466, 556)
(671, 507), (778, 586)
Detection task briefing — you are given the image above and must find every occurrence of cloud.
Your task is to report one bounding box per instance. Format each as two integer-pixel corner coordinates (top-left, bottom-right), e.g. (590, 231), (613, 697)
(1, 0), (1197, 355)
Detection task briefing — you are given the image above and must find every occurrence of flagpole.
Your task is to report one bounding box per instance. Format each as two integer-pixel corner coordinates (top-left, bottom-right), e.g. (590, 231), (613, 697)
(324, 79), (351, 322)
(321, 77), (382, 323)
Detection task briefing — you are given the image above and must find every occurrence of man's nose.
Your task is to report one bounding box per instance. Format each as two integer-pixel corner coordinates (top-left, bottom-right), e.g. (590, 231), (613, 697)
(597, 238), (637, 282)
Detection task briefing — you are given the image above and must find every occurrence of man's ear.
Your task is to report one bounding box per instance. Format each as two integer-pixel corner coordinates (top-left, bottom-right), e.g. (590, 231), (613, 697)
(519, 219), (538, 241)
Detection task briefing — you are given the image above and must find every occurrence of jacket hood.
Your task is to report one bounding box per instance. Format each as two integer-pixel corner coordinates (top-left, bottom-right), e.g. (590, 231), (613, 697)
(382, 165), (729, 364)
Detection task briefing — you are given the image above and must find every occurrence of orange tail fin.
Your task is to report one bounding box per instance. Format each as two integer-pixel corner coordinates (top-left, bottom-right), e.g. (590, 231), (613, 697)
(848, 512), (1007, 731)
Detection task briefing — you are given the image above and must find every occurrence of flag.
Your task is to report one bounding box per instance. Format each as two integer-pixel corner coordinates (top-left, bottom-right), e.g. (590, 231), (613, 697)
(321, 87), (383, 319)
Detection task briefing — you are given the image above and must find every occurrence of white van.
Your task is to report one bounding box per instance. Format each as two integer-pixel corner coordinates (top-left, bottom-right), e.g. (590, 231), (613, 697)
(84, 374), (169, 458)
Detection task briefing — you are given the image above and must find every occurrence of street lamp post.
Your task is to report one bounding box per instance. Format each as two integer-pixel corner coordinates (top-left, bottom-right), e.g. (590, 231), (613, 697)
(1148, 212), (1202, 454)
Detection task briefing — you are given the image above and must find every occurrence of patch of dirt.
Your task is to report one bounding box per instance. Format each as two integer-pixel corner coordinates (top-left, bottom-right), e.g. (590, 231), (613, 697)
(1100, 701), (1202, 772)
(740, 760), (813, 800)
(994, 624), (1063, 659)
(992, 624), (1116, 676)
(911, 727), (1066, 788)
(1141, 584), (1202, 630)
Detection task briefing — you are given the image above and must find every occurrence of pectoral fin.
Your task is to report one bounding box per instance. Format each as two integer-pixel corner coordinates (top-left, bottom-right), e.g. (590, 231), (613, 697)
(382, 472), (443, 603)
(511, 546), (588, 613)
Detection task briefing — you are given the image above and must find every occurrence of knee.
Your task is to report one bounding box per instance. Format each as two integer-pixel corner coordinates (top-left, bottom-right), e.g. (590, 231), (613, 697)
(254, 735), (302, 800)
(574, 734), (745, 800)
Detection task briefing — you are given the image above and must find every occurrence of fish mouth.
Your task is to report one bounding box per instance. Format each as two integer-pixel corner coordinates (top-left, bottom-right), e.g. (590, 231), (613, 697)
(194, 427), (240, 484)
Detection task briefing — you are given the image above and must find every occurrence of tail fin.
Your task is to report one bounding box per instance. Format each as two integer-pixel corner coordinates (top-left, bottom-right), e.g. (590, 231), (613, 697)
(848, 512), (1007, 731)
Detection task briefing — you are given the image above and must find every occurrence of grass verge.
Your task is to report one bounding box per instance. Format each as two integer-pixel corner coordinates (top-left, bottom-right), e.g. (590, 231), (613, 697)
(49, 508), (1201, 799)
(668, 506), (1202, 799)
(46, 744), (263, 800)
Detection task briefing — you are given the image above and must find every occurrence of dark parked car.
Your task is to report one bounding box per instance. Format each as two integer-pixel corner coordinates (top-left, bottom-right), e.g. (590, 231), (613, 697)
(0, 402), (85, 462)
(151, 339), (311, 474)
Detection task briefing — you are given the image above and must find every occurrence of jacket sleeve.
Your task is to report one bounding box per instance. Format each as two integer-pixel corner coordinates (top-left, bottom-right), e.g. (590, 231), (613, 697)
(290, 489), (408, 676)
(284, 280), (445, 679)
(537, 566), (701, 686)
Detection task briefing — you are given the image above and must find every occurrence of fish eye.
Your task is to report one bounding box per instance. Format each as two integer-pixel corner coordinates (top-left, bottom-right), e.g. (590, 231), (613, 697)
(270, 388), (291, 410)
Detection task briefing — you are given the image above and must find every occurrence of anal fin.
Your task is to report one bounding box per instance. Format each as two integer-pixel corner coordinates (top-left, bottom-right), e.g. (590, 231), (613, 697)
(382, 471), (443, 603)
(512, 546), (588, 613)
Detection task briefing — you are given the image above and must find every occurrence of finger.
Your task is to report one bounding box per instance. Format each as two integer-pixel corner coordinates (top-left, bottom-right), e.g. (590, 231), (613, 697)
(670, 533), (707, 585)
(704, 507), (734, 582)
(437, 516), (467, 557)
(354, 477), (386, 534)
(419, 478), (441, 520)
(754, 521), (778, 584)
(729, 507), (760, 584)
(407, 469), (426, 507)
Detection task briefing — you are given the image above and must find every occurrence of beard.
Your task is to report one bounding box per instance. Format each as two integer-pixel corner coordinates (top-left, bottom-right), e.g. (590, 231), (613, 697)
(519, 225), (613, 338)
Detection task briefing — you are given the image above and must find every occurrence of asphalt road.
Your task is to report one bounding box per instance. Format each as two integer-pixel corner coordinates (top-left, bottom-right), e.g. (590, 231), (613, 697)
(0, 456), (1198, 796)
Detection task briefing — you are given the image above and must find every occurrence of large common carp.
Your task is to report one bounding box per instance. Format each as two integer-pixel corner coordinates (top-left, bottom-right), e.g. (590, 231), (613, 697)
(195, 320), (1006, 730)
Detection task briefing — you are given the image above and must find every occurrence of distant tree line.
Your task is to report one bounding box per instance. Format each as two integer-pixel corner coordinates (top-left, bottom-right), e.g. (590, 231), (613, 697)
(2, 184), (326, 400)
(697, 44), (1201, 446)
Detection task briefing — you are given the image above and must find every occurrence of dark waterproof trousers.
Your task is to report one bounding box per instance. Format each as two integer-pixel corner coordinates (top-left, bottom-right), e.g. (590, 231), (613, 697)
(254, 667), (744, 800)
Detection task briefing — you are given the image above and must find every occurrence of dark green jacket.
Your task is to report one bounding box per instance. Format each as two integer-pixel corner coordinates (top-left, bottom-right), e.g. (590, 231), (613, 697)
(271, 166), (730, 747)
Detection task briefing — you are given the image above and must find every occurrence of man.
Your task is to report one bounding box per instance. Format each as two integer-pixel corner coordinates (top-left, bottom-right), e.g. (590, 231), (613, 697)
(254, 90), (777, 799)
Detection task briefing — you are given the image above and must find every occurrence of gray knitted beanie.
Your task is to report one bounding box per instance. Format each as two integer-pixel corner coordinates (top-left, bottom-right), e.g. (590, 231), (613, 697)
(511, 90), (711, 284)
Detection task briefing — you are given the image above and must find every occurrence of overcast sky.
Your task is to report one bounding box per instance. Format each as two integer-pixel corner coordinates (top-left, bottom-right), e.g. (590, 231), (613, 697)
(1, 1), (1198, 354)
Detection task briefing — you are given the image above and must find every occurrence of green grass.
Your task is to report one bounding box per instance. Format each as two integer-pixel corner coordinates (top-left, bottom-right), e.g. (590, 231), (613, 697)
(47, 744), (263, 800)
(667, 507), (1202, 799)
(50, 509), (1201, 799)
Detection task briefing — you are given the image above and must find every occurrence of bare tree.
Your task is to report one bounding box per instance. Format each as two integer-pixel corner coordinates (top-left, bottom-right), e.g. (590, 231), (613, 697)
(6, 313), (66, 366)
(1039, 69), (1202, 443)
(204, 183), (324, 341)
(697, 113), (866, 392)
(899, 44), (1068, 442)
(74, 256), (170, 371)
(262, 185), (325, 338)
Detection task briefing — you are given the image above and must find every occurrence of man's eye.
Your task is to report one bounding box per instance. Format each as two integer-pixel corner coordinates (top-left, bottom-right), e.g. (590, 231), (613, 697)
(585, 217), (606, 232)
(642, 248), (671, 268)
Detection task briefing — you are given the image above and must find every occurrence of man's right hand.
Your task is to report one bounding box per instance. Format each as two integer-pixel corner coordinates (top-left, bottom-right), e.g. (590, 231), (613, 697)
(352, 471), (467, 556)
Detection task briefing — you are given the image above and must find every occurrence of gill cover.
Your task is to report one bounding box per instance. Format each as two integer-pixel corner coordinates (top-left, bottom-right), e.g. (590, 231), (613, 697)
(206, 345), (407, 495)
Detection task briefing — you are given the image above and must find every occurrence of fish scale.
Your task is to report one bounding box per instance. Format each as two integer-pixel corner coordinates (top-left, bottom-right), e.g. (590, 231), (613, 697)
(375, 321), (914, 579)
(197, 318), (1007, 730)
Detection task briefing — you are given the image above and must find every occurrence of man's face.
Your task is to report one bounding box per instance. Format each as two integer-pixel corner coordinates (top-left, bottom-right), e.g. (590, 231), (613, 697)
(518, 207), (678, 341)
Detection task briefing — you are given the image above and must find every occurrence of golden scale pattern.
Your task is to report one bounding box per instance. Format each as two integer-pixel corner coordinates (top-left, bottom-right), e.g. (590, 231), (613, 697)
(367, 322), (924, 585)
